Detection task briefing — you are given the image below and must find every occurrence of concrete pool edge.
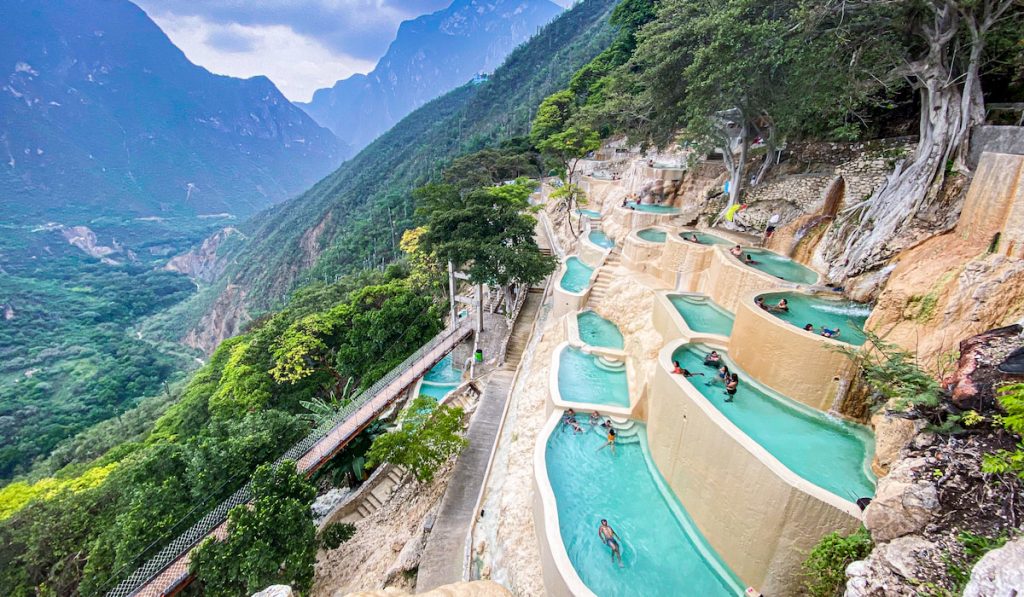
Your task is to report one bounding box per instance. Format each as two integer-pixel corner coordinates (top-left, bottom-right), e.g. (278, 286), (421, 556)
(730, 289), (863, 412)
(566, 311), (628, 358)
(553, 256), (601, 319)
(549, 341), (634, 418)
(652, 291), (733, 345)
(648, 338), (866, 591)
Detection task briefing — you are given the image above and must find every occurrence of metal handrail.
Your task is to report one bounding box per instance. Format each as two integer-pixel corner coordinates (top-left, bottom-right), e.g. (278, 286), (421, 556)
(105, 321), (471, 597)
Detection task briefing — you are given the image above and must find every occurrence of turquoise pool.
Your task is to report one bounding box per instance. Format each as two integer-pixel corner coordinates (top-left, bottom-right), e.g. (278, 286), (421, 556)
(546, 422), (741, 596)
(557, 347), (630, 407)
(671, 344), (875, 500)
(588, 230), (615, 249)
(578, 209), (602, 219)
(678, 231), (731, 246)
(625, 202), (680, 214)
(577, 311), (624, 349)
(561, 257), (595, 293)
(420, 354), (462, 400)
(759, 292), (872, 346)
(637, 228), (667, 243)
(668, 295), (735, 336)
(738, 248), (818, 284)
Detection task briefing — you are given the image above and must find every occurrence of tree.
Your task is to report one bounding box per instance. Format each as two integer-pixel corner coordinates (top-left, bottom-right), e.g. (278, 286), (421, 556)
(365, 397), (467, 483)
(189, 461), (317, 597)
(813, 0), (1023, 280)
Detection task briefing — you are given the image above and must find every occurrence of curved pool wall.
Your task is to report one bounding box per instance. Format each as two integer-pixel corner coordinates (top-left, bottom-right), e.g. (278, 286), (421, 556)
(552, 256), (601, 319)
(738, 248), (820, 285)
(587, 230), (615, 249)
(730, 291), (861, 411)
(655, 229), (733, 289)
(758, 291), (871, 346)
(667, 294), (735, 337)
(699, 247), (818, 313)
(551, 343), (632, 414)
(647, 339), (867, 593)
(622, 226), (670, 275)
(534, 411), (744, 597)
(414, 354), (464, 401)
(580, 231), (613, 268)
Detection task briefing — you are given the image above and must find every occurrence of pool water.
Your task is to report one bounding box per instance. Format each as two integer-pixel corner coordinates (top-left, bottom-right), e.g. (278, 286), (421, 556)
(671, 344), (875, 500)
(738, 248), (818, 284)
(420, 354), (462, 400)
(577, 311), (625, 349)
(759, 292), (872, 346)
(578, 209), (602, 219)
(546, 422), (741, 597)
(668, 295), (735, 336)
(624, 202), (681, 214)
(636, 228), (667, 243)
(588, 230), (615, 249)
(678, 231), (731, 245)
(561, 257), (595, 293)
(557, 347), (630, 407)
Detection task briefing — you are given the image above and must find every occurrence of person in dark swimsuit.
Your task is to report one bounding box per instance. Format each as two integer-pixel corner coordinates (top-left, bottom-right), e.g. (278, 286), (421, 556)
(724, 373), (739, 402)
(598, 519), (624, 566)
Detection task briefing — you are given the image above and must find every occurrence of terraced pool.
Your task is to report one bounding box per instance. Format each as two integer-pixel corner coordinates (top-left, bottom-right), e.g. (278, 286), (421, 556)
(759, 292), (872, 346)
(561, 257), (595, 293)
(668, 294), (734, 336)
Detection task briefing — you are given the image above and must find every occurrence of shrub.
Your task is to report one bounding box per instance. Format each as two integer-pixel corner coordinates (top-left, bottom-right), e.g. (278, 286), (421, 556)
(802, 527), (873, 597)
(983, 383), (1024, 478)
(365, 397), (467, 483)
(318, 522), (357, 550)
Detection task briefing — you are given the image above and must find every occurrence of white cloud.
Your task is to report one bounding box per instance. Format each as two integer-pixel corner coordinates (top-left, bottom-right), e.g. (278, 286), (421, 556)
(148, 13), (377, 102)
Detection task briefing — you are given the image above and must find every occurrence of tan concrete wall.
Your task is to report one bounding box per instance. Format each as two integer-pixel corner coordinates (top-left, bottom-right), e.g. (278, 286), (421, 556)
(647, 350), (862, 594)
(578, 236), (609, 268)
(700, 248), (800, 313)
(955, 152), (1024, 258)
(622, 229), (666, 275)
(730, 291), (856, 412)
(551, 259), (597, 320)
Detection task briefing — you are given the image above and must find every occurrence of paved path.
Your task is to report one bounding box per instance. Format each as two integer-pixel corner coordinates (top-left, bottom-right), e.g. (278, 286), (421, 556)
(415, 368), (514, 591)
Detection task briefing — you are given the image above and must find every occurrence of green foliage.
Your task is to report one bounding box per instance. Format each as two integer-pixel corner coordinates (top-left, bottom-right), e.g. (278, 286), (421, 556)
(840, 332), (944, 412)
(983, 383), (1024, 478)
(802, 527), (873, 597)
(416, 179), (557, 288)
(366, 397), (467, 483)
(189, 461), (317, 596)
(318, 522), (357, 550)
(945, 531), (1010, 594)
(299, 377), (355, 428)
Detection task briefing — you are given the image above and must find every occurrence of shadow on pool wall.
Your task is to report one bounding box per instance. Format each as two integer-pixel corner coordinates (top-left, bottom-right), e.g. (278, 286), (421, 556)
(730, 290), (861, 413)
(647, 339), (864, 594)
(698, 246), (816, 313)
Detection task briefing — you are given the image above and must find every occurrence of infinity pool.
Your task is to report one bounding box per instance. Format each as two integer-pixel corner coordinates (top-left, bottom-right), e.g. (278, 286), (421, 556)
(546, 422), (741, 596)
(578, 209), (602, 219)
(678, 231), (731, 245)
(759, 292), (872, 346)
(637, 228), (667, 243)
(671, 344), (875, 500)
(668, 294), (735, 336)
(557, 347), (630, 407)
(738, 248), (818, 284)
(588, 230), (615, 249)
(561, 257), (595, 293)
(420, 354), (462, 400)
(624, 202), (681, 214)
(577, 311), (624, 349)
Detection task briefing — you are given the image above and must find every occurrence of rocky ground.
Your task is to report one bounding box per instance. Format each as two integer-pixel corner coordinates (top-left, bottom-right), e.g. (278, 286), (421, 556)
(847, 326), (1024, 596)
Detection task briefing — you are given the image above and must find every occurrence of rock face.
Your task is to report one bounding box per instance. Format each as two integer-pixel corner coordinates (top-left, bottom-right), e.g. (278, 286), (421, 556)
(963, 537), (1024, 597)
(61, 225), (120, 262)
(183, 284), (251, 354)
(343, 580), (512, 597)
(252, 586), (294, 597)
(164, 227), (240, 283)
(863, 457), (940, 542)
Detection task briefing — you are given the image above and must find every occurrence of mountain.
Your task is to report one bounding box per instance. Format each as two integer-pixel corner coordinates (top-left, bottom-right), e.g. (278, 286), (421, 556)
(162, 0), (619, 352)
(0, 0), (343, 224)
(297, 0), (562, 153)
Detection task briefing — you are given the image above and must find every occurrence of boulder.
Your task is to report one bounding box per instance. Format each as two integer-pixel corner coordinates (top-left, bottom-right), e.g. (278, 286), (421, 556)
(964, 537), (1024, 597)
(870, 408), (924, 475)
(864, 458), (939, 542)
(252, 586), (294, 597)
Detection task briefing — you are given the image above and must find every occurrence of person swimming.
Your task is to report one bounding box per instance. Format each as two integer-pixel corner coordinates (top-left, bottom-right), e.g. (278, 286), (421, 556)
(706, 364), (730, 386)
(681, 368), (704, 378)
(755, 297), (769, 310)
(803, 323), (815, 332)
(596, 428), (617, 455)
(724, 373), (739, 402)
(703, 350), (721, 366)
(769, 298), (789, 312)
(744, 254), (760, 265)
(821, 327), (841, 338)
(598, 519), (624, 567)
(672, 360), (684, 374)
(730, 245), (744, 258)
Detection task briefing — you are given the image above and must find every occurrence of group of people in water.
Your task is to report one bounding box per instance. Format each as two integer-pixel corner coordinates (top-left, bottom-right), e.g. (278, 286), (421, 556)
(754, 297), (842, 338)
(671, 349), (739, 401)
(561, 408), (618, 454)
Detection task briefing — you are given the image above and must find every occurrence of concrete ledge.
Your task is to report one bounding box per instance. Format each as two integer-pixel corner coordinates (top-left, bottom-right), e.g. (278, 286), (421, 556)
(651, 291), (733, 347)
(730, 290), (857, 412)
(552, 257), (600, 319)
(700, 247), (809, 313)
(548, 341), (634, 419)
(621, 225), (669, 274)
(648, 339), (864, 594)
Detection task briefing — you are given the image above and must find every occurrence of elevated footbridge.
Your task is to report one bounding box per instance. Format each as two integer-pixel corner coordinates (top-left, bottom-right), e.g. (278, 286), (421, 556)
(106, 321), (474, 597)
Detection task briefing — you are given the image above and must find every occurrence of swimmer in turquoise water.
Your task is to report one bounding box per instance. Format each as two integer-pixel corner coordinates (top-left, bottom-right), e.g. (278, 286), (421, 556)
(598, 519), (624, 567)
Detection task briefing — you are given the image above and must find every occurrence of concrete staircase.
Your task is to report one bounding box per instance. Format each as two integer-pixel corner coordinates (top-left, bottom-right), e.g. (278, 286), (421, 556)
(588, 251), (621, 306)
(352, 465), (406, 519)
(503, 287), (544, 369)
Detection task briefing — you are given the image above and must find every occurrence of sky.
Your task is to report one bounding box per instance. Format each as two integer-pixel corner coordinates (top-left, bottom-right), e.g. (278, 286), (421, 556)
(135, 0), (454, 102)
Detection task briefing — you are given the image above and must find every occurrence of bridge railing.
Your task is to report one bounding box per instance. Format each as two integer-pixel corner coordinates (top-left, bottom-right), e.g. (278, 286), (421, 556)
(105, 321), (472, 597)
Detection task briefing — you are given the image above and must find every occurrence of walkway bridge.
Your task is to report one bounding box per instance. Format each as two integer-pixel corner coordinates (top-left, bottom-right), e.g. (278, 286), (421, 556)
(106, 322), (474, 597)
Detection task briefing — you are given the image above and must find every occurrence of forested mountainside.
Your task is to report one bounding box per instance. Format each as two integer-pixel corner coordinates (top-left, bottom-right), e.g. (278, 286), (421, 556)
(168, 0), (620, 350)
(0, 0), (342, 224)
(299, 0), (563, 152)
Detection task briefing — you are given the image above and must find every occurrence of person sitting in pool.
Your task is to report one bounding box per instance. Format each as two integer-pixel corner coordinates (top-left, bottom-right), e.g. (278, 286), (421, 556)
(588, 410), (602, 427)
(598, 519), (624, 566)
(706, 364), (730, 386)
(744, 254), (761, 265)
(730, 244), (744, 258)
(703, 350), (721, 366)
(821, 327), (841, 338)
(561, 408), (580, 432)
(687, 233), (701, 243)
(724, 373), (739, 402)
(672, 360), (684, 374)
(769, 298), (789, 312)
(803, 323), (815, 332)
(755, 297), (770, 310)
(596, 428), (617, 454)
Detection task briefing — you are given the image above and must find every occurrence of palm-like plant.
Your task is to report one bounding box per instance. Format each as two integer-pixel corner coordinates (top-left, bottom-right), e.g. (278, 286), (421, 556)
(299, 377), (355, 428)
